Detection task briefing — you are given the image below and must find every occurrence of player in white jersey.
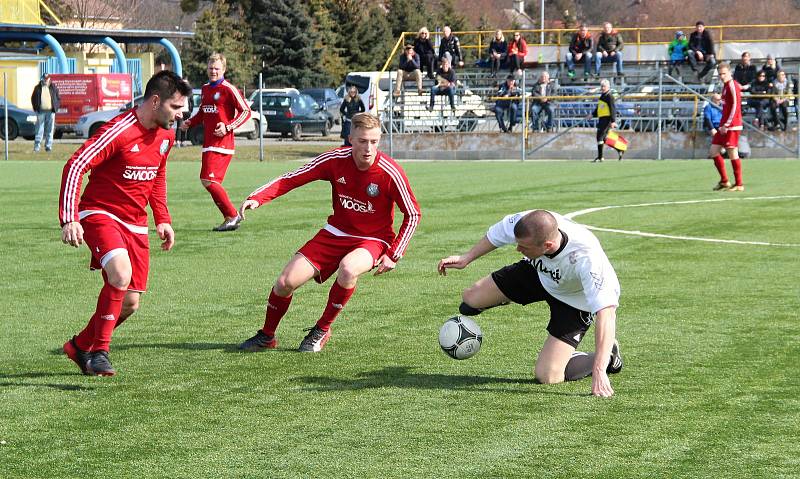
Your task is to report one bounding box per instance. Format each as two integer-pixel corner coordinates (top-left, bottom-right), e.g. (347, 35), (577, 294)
(437, 209), (623, 397)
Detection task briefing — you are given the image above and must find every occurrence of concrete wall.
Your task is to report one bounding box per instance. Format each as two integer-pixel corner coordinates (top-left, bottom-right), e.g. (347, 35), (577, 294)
(381, 130), (800, 160)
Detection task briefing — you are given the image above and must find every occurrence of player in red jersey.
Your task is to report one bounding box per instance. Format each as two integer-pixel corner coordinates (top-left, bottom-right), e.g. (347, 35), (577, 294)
(59, 71), (191, 376)
(181, 53), (251, 231)
(238, 113), (421, 353)
(709, 62), (745, 191)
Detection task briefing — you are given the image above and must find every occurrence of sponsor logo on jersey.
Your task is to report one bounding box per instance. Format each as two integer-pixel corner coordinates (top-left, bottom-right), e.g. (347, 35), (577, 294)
(337, 177), (347, 184)
(532, 258), (562, 283)
(130, 144), (140, 152)
(122, 165), (159, 181)
(366, 183), (379, 197)
(338, 194), (374, 213)
(160, 139), (170, 155)
(202, 105), (218, 114)
(213, 92), (221, 101)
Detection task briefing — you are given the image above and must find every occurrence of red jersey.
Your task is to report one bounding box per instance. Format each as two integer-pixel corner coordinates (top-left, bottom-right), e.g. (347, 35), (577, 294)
(185, 79), (251, 154)
(721, 79), (743, 130)
(248, 148), (421, 261)
(59, 110), (173, 233)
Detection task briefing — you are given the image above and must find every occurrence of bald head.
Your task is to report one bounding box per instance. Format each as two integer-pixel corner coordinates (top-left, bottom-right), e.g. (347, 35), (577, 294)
(514, 210), (559, 245)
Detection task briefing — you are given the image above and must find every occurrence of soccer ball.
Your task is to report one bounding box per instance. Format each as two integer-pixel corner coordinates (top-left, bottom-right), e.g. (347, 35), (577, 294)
(438, 315), (483, 360)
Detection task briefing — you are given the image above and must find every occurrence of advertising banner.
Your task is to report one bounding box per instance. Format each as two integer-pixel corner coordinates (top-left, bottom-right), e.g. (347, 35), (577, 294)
(51, 74), (133, 125)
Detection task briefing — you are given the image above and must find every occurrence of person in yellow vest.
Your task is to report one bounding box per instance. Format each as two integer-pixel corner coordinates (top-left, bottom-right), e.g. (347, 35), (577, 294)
(588, 79), (616, 162)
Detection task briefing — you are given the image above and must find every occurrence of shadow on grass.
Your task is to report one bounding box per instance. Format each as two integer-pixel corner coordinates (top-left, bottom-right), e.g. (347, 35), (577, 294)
(0, 372), (95, 391)
(296, 366), (589, 396)
(110, 342), (242, 353)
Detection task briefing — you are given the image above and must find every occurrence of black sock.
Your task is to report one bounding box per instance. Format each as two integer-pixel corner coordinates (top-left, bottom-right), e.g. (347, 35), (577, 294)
(564, 351), (595, 381)
(597, 144), (604, 159)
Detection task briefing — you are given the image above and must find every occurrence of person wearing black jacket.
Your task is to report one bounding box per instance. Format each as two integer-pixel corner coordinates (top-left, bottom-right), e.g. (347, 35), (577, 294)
(688, 21), (717, 81)
(414, 27), (437, 80)
(428, 57), (457, 112)
(565, 24), (593, 79)
(31, 73), (61, 152)
(494, 75), (521, 133)
(749, 71), (771, 128)
(487, 30), (507, 78)
(588, 79), (617, 162)
(339, 85), (365, 146)
(733, 51), (757, 91)
(438, 26), (464, 68)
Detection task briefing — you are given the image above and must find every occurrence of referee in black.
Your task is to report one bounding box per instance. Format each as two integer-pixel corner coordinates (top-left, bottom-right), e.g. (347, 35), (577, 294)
(589, 79), (616, 162)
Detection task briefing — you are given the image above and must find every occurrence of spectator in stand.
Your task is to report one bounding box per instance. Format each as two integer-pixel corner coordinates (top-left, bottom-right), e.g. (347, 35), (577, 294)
(566, 24), (593, 80)
(488, 30), (507, 78)
(667, 31), (689, 78)
(769, 70), (791, 131)
(703, 93), (723, 136)
(494, 74), (521, 133)
(31, 73), (60, 153)
(688, 21), (716, 82)
(438, 26), (465, 69)
(414, 27), (437, 80)
(429, 57), (457, 113)
(394, 44), (423, 97)
(507, 32), (528, 76)
(339, 85), (365, 147)
(749, 70), (771, 129)
(794, 77), (799, 131)
(595, 22), (624, 77)
(530, 71), (556, 132)
(733, 51), (757, 91)
(761, 54), (781, 84)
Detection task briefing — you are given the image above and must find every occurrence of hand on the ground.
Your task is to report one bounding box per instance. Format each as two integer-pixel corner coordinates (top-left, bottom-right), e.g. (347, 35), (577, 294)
(61, 222), (84, 247)
(437, 255), (469, 275)
(373, 255), (396, 275)
(239, 200), (259, 220)
(592, 371), (614, 398)
(156, 223), (175, 251)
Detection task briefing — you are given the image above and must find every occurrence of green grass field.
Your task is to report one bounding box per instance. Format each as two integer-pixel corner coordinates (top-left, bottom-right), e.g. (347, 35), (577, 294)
(1, 147), (799, 478)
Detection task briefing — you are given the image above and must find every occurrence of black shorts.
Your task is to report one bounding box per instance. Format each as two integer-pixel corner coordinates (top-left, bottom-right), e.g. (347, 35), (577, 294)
(597, 117), (612, 142)
(491, 260), (593, 347)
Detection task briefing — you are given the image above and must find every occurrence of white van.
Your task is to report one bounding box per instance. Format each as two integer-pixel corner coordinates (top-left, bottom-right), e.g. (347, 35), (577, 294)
(344, 71), (393, 115)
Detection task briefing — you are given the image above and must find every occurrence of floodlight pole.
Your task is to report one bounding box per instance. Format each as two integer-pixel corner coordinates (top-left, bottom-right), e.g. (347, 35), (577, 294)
(657, 66), (663, 160)
(258, 72), (264, 162)
(796, 66), (799, 159)
(521, 69), (526, 162)
(388, 74), (394, 158)
(3, 72), (8, 161)
(540, 0), (545, 45)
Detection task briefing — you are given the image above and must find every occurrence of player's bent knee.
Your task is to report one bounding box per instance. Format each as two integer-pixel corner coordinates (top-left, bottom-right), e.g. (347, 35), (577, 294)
(459, 301), (483, 316)
(534, 364), (566, 385)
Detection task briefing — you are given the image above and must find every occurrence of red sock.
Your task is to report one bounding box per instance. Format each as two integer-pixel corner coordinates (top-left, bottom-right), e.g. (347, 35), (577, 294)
(204, 182), (238, 218)
(77, 282), (127, 352)
(316, 281), (355, 331)
(262, 289), (293, 336)
(713, 155), (728, 182)
(731, 158), (743, 186)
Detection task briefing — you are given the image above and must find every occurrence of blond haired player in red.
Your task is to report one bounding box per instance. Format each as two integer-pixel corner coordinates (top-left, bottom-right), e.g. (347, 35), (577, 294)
(238, 113), (421, 353)
(59, 71), (191, 376)
(181, 53), (251, 231)
(710, 62), (745, 191)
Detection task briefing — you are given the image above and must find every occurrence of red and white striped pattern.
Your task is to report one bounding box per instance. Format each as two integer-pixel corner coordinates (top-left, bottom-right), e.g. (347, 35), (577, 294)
(378, 154), (420, 260)
(222, 80), (252, 131)
(722, 79), (743, 130)
(248, 148), (351, 201)
(60, 112), (136, 224)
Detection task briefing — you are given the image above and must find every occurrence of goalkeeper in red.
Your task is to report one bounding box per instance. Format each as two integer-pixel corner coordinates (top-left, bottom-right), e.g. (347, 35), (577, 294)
(238, 113), (421, 353)
(58, 71), (191, 376)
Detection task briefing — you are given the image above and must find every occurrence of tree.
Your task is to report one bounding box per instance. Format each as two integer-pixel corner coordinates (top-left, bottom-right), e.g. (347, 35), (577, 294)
(248, 0), (325, 88)
(182, 0), (257, 88)
(327, 0), (392, 72)
(386, 0), (434, 44)
(434, 0), (469, 33)
(308, 0), (347, 86)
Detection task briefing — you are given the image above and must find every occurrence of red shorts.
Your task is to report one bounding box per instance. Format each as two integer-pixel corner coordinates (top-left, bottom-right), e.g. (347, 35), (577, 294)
(81, 214), (150, 292)
(297, 229), (387, 284)
(200, 151), (232, 183)
(712, 129), (741, 149)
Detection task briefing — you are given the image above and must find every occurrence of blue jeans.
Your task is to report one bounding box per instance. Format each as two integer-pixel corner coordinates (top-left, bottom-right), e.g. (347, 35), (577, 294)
(595, 51), (624, 74)
(430, 86), (455, 109)
(34, 111), (55, 151)
(495, 102), (518, 132)
(530, 102), (553, 130)
(565, 52), (593, 74)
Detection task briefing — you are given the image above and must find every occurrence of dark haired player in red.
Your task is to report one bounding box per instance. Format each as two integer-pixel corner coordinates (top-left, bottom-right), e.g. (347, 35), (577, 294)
(238, 113), (421, 353)
(59, 71), (191, 376)
(710, 62), (745, 191)
(181, 53), (251, 231)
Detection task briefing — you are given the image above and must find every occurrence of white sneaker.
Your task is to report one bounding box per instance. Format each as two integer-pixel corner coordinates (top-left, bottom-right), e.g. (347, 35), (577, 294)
(212, 215), (242, 232)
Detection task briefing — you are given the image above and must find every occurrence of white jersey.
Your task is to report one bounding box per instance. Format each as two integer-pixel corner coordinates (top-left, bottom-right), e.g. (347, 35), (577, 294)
(486, 211), (620, 313)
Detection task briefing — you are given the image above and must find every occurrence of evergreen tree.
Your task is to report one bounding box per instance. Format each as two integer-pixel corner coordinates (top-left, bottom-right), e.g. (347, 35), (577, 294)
(249, 0), (325, 88)
(434, 0), (469, 33)
(308, 0), (347, 86)
(386, 0), (433, 44)
(182, 0), (257, 88)
(327, 0), (392, 72)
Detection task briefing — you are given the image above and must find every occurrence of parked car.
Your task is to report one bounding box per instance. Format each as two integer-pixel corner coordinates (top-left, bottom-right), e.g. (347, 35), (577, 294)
(0, 97), (38, 141)
(258, 91), (330, 140)
(75, 96), (144, 138)
(300, 88), (342, 129)
(185, 89), (267, 144)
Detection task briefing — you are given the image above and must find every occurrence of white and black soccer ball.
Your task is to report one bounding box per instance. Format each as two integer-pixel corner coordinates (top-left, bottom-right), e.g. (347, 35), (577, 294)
(438, 315), (483, 360)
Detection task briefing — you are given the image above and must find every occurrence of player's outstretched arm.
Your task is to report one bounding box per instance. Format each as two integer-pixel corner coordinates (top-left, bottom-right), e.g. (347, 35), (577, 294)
(591, 306), (617, 398)
(61, 222), (84, 248)
(239, 199), (260, 220)
(156, 223), (175, 251)
(437, 236), (497, 276)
